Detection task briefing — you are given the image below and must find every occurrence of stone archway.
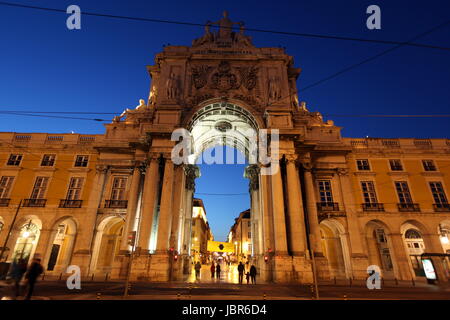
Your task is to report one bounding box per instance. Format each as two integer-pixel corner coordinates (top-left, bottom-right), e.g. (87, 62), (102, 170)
(364, 220), (395, 278)
(90, 216), (125, 275)
(319, 219), (351, 279)
(45, 217), (77, 274)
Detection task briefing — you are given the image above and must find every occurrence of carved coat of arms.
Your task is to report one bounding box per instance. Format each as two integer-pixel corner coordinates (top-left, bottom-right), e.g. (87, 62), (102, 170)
(210, 61), (240, 91)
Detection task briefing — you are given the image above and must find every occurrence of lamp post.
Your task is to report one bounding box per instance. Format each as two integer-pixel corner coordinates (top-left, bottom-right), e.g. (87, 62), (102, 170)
(0, 199), (22, 262)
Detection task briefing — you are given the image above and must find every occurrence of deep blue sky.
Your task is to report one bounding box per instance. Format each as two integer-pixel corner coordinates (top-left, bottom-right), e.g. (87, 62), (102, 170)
(1, 0), (449, 240)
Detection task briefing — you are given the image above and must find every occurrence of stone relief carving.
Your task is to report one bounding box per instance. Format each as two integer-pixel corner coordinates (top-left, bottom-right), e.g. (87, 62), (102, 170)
(191, 65), (213, 89)
(244, 164), (260, 191)
(210, 61), (240, 91)
(268, 77), (281, 102)
(166, 73), (179, 99)
(237, 66), (258, 90)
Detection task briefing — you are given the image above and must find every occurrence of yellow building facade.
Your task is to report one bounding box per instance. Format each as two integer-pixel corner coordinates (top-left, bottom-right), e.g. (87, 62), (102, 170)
(0, 13), (449, 284)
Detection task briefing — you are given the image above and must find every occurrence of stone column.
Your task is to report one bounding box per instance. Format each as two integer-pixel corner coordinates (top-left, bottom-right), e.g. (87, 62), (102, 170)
(302, 163), (323, 255)
(136, 154), (160, 252)
(270, 163), (288, 255)
(270, 160), (291, 282)
(259, 171), (273, 282)
(337, 168), (368, 279)
(302, 160), (330, 280)
(155, 156), (174, 252)
(422, 233), (448, 282)
(245, 165), (261, 257)
(389, 233), (413, 280)
(119, 163), (144, 252)
(285, 155), (307, 256)
(71, 165), (108, 275)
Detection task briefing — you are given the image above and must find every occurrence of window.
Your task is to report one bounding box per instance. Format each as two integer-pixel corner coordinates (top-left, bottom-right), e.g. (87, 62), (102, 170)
(389, 159), (403, 171)
(248, 231), (251, 239)
(375, 229), (387, 243)
(395, 181), (413, 203)
(0, 176), (14, 198)
(7, 154), (22, 166)
(111, 177), (127, 200)
(41, 154), (56, 166)
(30, 176), (49, 199)
(361, 181), (377, 203)
(74, 155), (89, 167)
(318, 180), (333, 203)
(356, 159), (370, 171)
(66, 177), (84, 200)
(248, 221), (251, 228)
(430, 182), (448, 204)
(422, 160), (436, 171)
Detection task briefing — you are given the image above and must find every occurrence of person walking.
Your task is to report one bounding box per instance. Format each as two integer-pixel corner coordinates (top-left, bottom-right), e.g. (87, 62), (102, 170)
(249, 265), (257, 284)
(237, 261), (245, 284)
(210, 262), (215, 279)
(24, 258), (44, 300)
(245, 271), (250, 284)
(215, 263), (221, 280)
(8, 258), (27, 298)
(194, 261), (202, 281)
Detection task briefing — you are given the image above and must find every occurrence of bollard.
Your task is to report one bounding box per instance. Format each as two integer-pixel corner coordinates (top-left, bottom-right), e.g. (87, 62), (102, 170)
(92, 274), (95, 281)
(59, 273), (63, 281)
(105, 273), (109, 282)
(412, 278), (415, 287)
(263, 292), (266, 300)
(395, 278), (398, 286)
(349, 278), (352, 287)
(97, 292), (101, 300)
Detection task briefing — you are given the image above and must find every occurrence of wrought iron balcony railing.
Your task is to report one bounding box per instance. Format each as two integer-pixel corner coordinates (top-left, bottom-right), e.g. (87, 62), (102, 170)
(397, 203), (421, 212)
(23, 199), (46, 207)
(433, 203), (450, 212)
(104, 199), (128, 209)
(361, 203), (384, 212)
(0, 198), (10, 207)
(59, 199), (83, 208)
(316, 202), (340, 212)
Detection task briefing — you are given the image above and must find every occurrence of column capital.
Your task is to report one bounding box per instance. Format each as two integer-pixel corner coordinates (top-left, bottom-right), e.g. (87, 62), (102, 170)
(184, 164), (200, 191)
(244, 164), (260, 191)
(95, 165), (108, 174)
(148, 152), (161, 161)
(284, 154), (298, 164)
(337, 168), (349, 176)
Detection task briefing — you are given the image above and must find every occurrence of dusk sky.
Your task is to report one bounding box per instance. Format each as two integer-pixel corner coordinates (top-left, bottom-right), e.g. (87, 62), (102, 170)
(1, 0), (449, 241)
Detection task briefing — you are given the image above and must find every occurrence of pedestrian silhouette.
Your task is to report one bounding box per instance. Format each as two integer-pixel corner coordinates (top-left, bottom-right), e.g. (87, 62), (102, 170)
(250, 265), (257, 284)
(245, 271), (250, 284)
(210, 262), (215, 278)
(24, 258), (43, 300)
(216, 264), (221, 280)
(237, 262), (245, 284)
(194, 261), (202, 281)
(8, 258), (27, 298)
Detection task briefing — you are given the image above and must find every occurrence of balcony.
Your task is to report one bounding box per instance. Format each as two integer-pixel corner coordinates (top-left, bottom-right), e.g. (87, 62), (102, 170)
(104, 199), (128, 209)
(433, 203), (450, 212)
(317, 202), (340, 212)
(23, 199), (46, 207)
(0, 198), (10, 207)
(361, 203), (384, 212)
(59, 199), (83, 208)
(397, 203), (421, 212)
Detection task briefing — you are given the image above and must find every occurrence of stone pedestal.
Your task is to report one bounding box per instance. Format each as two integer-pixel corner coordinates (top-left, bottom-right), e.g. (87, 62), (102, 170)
(292, 255), (313, 284)
(314, 255), (331, 280)
(130, 254), (152, 280)
(70, 251), (92, 276)
(351, 253), (369, 279)
(110, 254), (129, 279)
(147, 252), (170, 281)
(272, 255), (293, 283)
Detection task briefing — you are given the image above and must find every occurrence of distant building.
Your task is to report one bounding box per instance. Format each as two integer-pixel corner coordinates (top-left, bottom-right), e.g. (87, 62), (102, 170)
(191, 198), (213, 263)
(229, 209), (252, 262)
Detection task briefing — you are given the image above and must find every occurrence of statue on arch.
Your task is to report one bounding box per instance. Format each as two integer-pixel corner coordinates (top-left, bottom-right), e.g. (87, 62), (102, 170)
(209, 11), (243, 40)
(268, 77), (281, 101)
(166, 73), (179, 100)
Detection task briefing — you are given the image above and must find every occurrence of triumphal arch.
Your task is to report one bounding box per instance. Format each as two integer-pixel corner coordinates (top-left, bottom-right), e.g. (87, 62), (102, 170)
(98, 12), (358, 283)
